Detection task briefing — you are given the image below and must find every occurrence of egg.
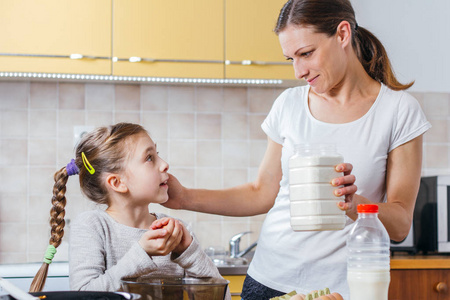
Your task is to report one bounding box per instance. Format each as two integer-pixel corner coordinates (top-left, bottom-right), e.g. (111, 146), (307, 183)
(330, 293), (344, 300)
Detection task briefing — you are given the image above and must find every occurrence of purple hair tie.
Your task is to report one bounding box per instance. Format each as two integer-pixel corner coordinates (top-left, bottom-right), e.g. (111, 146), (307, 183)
(66, 159), (80, 176)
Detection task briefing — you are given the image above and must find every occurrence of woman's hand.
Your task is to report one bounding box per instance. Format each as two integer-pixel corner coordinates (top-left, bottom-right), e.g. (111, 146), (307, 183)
(139, 218), (183, 256)
(291, 292), (344, 300)
(163, 173), (187, 210)
(332, 163), (358, 218)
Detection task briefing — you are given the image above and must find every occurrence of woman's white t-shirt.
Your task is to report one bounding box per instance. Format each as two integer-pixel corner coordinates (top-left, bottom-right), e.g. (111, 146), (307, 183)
(248, 84), (431, 298)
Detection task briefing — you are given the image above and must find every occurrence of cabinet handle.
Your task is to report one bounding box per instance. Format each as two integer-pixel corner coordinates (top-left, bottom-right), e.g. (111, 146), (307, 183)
(225, 60), (292, 66)
(114, 57), (223, 64)
(0, 52), (110, 60)
(434, 282), (448, 293)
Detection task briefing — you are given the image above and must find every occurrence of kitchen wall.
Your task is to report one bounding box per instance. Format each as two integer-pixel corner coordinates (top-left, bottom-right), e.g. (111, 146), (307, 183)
(0, 80), (448, 264)
(352, 0), (450, 93)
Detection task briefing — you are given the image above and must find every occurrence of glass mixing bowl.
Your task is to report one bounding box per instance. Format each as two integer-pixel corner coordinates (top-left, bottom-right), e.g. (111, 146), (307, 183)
(121, 276), (229, 300)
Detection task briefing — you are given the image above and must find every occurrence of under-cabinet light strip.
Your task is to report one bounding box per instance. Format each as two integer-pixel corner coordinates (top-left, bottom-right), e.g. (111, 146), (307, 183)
(0, 72), (283, 85)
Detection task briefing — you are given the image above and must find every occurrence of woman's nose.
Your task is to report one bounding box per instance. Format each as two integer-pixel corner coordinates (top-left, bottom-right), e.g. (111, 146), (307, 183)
(293, 60), (308, 80)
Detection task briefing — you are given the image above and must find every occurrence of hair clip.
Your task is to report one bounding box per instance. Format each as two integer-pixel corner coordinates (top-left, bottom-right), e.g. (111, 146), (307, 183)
(81, 152), (95, 174)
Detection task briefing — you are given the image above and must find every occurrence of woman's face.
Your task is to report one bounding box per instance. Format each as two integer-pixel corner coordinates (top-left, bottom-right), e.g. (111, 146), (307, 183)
(278, 24), (348, 94)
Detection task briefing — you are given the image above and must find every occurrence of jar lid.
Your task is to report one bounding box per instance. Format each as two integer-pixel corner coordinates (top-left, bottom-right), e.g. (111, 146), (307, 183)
(357, 204), (379, 213)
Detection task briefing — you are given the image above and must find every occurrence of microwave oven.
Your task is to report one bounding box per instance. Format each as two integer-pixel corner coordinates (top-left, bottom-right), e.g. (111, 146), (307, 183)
(391, 176), (450, 254)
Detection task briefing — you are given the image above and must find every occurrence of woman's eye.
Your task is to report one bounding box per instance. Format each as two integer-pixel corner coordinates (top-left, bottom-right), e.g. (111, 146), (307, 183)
(301, 51), (313, 57)
(285, 57), (293, 61)
(146, 155), (153, 162)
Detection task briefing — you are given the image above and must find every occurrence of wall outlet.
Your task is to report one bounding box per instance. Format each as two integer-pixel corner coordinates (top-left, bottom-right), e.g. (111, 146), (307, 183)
(73, 126), (94, 147)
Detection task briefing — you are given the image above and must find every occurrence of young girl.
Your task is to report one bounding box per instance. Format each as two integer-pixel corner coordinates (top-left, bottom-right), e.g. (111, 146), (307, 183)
(30, 122), (230, 299)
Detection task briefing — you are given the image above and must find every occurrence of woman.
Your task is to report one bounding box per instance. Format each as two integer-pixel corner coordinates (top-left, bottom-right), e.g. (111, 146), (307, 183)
(165, 0), (431, 299)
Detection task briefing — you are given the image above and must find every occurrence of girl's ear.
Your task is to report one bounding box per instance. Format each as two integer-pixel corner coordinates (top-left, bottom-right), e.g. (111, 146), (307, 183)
(105, 174), (128, 193)
(336, 20), (352, 48)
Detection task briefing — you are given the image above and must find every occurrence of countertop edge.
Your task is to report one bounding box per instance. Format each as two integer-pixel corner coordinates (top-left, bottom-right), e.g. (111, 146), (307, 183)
(391, 255), (450, 269)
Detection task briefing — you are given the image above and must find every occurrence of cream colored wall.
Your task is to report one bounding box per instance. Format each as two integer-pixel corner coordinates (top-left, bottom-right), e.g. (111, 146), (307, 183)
(0, 80), (447, 264)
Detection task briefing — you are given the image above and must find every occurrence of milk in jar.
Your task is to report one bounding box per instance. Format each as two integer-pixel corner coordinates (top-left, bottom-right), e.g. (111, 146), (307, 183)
(288, 144), (345, 231)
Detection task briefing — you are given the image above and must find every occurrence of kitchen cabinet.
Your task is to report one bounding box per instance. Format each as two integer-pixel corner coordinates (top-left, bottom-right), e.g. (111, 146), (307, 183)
(0, 0), (295, 80)
(389, 255), (450, 300)
(223, 275), (246, 300)
(225, 0), (295, 80)
(112, 0), (224, 78)
(0, 0), (111, 75)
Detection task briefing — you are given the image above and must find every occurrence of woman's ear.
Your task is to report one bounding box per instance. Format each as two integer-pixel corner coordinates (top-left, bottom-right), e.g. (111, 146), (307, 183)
(105, 174), (128, 193)
(336, 20), (352, 48)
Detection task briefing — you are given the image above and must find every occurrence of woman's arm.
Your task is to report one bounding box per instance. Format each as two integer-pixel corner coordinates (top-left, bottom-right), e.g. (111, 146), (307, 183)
(165, 137), (283, 216)
(379, 134), (423, 241)
(341, 135), (423, 242)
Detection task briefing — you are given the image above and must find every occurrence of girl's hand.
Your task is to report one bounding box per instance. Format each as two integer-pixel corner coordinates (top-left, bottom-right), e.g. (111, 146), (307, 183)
(139, 218), (183, 256)
(152, 217), (193, 256)
(172, 221), (193, 256)
(332, 163), (357, 217)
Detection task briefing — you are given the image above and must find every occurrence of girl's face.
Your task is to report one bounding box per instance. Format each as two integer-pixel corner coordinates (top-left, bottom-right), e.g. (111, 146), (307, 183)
(122, 132), (169, 205)
(278, 24), (348, 94)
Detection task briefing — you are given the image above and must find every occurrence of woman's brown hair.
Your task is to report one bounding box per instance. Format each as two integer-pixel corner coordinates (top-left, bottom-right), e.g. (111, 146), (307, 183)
(275, 0), (413, 90)
(29, 123), (146, 292)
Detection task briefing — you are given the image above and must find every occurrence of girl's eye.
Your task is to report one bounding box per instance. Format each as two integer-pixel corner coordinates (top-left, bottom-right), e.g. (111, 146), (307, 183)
(285, 57), (293, 61)
(301, 51), (313, 57)
(146, 152), (159, 162)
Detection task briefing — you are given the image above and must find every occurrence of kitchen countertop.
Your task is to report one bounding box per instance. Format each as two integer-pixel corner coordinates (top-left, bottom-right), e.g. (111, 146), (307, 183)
(219, 253), (450, 276)
(391, 253), (450, 269)
(2, 254), (449, 279)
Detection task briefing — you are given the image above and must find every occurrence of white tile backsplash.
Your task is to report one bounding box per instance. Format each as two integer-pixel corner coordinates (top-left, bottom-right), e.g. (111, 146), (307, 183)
(168, 86), (196, 112)
(0, 80), (444, 263)
(59, 83), (85, 110)
(29, 110), (57, 138)
(85, 83), (114, 111)
(169, 113), (195, 139)
(141, 85), (169, 111)
(30, 82), (57, 109)
(196, 113), (221, 139)
(1, 111), (28, 137)
(0, 82), (28, 109)
(115, 84), (140, 111)
(196, 140), (222, 167)
(222, 113), (248, 140)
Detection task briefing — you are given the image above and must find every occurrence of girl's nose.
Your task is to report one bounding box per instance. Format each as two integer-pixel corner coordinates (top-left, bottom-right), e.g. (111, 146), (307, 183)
(160, 158), (169, 172)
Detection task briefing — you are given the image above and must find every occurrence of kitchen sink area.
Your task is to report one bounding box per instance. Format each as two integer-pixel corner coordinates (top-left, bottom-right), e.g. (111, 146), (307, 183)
(209, 231), (257, 275)
(214, 253), (253, 276)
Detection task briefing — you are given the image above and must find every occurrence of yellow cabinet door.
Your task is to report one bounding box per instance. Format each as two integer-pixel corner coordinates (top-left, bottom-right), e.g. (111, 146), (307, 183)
(0, 0), (112, 75)
(225, 0), (295, 79)
(223, 275), (246, 300)
(113, 0), (224, 78)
